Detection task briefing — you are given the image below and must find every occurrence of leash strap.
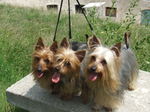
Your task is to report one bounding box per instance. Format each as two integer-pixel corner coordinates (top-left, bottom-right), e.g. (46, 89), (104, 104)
(76, 0), (94, 31)
(68, 0), (72, 39)
(53, 0), (64, 41)
(53, 0), (94, 41)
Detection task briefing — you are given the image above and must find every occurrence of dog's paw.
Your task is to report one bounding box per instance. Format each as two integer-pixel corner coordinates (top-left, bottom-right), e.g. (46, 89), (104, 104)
(92, 104), (100, 112)
(60, 94), (73, 101)
(82, 99), (88, 104)
(128, 87), (135, 91)
(81, 94), (89, 104)
(51, 90), (59, 95)
(128, 84), (136, 91)
(103, 107), (113, 112)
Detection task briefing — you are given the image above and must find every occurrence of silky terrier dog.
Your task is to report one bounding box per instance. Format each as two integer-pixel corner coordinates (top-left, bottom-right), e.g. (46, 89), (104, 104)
(81, 34), (138, 111)
(32, 37), (58, 91)
(51, 38), (86, 100)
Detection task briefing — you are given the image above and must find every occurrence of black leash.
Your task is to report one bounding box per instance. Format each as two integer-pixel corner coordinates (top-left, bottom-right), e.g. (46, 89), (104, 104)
(53, 0), (64, 41)
(53, 0), (94, 41)
(68, 0), (72, 39)
(76, 0), (94, 31)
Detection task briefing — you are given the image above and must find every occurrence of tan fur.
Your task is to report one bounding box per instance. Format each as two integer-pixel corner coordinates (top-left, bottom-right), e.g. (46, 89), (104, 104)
(82, 35), (138, 111)
(32, 38), (58, 92)
(55, 48), (80, 74)
(32, 47), (54, 89)
(52, 38), (86, 100)
(128, 70), (138, 91)
(81, 36), (124, 111)
(54, 48), (81, 100)
(82, 48), (122, 110)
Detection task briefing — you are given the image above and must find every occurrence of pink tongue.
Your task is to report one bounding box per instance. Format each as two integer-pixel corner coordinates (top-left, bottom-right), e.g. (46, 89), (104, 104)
(37, 73), (44, 78)
(52, 73), (60, 83)
(89, 74), (98, 81)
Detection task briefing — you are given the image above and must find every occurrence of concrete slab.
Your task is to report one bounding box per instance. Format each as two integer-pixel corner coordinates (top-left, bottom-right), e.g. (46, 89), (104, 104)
(6, 70), (150, 112)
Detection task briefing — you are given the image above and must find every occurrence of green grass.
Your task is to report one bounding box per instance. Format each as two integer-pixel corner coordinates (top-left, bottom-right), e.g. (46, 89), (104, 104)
(0, 4), (149, 112)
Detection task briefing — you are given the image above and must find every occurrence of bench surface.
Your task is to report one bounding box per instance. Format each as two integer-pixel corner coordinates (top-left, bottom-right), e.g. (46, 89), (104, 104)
(6, 70), (150, 112)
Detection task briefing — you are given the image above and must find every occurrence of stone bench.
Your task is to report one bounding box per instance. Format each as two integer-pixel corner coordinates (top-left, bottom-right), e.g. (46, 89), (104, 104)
(6, 70), (150, 112)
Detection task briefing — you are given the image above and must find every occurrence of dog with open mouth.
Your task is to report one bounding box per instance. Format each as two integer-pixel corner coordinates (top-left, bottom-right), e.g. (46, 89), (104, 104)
(81, 34), (138, 111)
(32, 37), (59, 93)
(51, 38), (86, 100)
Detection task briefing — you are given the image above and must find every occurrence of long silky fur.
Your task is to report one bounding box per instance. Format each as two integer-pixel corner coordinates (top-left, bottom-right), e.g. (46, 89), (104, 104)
(81, 45), (138, 109)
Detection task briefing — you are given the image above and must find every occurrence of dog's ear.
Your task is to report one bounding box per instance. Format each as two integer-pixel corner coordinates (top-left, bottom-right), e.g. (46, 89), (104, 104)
(124, 32), (131, 49)
(111, 42), (121, 57)
(60, 38), (70, 48)
(85, 34), (89, 42)
(75, 50), (86, 62)
(50, 41), (58, 53)
(87, 35), (101, 49)
(35, 37), (44, 50)
(124, 32), (131, 38)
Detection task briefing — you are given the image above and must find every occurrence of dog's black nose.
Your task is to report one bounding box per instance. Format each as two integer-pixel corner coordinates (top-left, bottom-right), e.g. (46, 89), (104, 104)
(55, 67), (59, 72)
(90, 66), (97, 72)
(37, 65), (42, 73)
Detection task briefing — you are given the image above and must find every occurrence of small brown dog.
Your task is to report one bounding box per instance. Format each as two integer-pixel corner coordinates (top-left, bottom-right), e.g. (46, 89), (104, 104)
(81, 35), (138, 111)
(32, 37), (58, 91)
(51, 38), (86, 100)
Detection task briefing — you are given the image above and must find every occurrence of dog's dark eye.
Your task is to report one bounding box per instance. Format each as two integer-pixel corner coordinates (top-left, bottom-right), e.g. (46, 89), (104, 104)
(57, 58), (63, 62)
(65, 62), (70, 66)
(34, 57), (40, 62)
(101, 59), (107, 65)
(91, 56), (96, 61)
(44, 59), (50, 64)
